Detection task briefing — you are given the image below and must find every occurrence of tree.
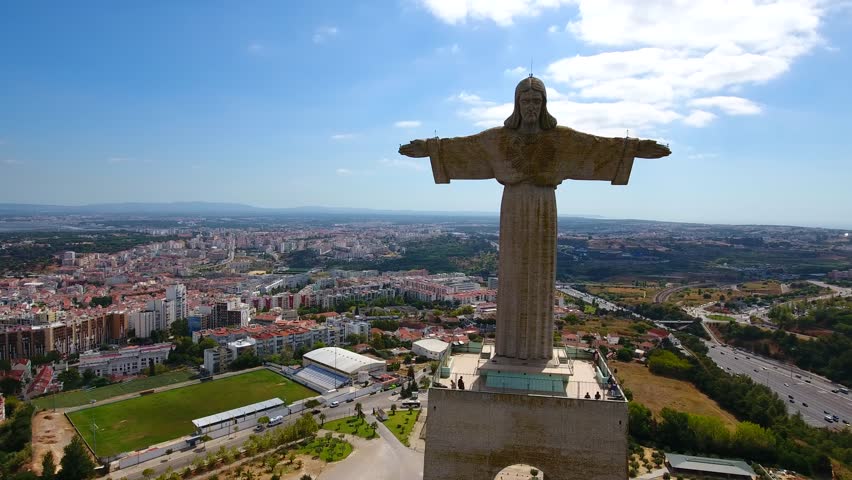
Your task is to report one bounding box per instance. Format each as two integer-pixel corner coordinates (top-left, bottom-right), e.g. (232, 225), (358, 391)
(355, 402), (364, 419)
(300, 475), (313, 480)
(616, 348), (633, 362)
(142, 468), (155, 479)
(390, 404), (397, 416)
(319, 412), (326, 426)
(258, 416), (270, 426)
(57, 436), (96, 480)
(628, 402), (654, 442)
(370, 421), (379, 437)
(41, 451), (57, 480)
(406, 365), (415, 379)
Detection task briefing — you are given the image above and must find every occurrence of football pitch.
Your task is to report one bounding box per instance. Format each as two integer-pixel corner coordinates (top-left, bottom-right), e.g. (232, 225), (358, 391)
(32, 370), (195, 410)
(67, 369), (316, 457)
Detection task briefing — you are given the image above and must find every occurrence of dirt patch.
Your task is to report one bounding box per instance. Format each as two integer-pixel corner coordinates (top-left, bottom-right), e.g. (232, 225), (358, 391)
(614, 360), (739, 429)
(31, 410), (76, 474)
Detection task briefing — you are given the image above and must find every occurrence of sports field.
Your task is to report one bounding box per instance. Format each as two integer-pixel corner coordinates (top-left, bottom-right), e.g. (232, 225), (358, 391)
(67, 369), (316, 457)
(32, 370), (195, 410)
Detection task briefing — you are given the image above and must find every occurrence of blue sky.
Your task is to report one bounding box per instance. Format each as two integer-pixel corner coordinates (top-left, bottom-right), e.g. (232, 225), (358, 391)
(1, 1), (851, 228)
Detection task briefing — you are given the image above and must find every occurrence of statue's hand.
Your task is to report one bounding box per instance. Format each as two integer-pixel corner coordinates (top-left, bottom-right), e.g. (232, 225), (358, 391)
(636, 140), (671, 159)
(399, 139), (429, 158)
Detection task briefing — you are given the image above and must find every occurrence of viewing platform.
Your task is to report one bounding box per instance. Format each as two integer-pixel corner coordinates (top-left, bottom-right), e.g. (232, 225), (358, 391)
(431, 343), (626, 401)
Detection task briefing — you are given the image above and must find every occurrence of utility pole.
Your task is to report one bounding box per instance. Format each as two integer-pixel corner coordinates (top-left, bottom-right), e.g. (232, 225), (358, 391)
(90, 421), (99, 458)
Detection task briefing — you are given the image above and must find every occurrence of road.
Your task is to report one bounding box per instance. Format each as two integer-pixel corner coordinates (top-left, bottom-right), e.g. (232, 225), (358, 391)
(704, 342), (851, 428)
(319, 413), (423, 480)
(107, 387), (428, 479)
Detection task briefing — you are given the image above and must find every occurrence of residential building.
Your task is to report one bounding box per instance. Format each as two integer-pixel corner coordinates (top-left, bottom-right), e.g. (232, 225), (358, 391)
(78, 343), (173, 377)
(166, 284), (188, 320)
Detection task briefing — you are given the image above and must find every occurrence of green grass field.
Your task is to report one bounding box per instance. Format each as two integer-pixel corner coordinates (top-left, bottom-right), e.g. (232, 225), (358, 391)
(32, 370), (195, 410)
(382, 409), (420, 446)
(708, 314), (736, 322)
(67, 369), (317, 457)
(322, 416), (377, 439)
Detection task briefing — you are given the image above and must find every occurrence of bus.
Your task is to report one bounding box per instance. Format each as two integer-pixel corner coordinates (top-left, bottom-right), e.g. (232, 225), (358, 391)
(267, 415), (284, 427)
(401, 400), (421, 409)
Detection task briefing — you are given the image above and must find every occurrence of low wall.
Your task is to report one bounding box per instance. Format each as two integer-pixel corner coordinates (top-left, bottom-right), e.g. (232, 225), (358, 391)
(424, 388), (628, 480)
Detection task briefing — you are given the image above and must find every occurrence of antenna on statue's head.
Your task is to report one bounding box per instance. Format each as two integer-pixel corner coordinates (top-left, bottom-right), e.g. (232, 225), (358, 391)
(625, 129), (630, 139)
(434, 129), (438, 139)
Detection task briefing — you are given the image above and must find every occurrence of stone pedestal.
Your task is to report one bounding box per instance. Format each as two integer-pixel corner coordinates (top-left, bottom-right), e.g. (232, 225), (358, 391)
(423, 388), (628, 480)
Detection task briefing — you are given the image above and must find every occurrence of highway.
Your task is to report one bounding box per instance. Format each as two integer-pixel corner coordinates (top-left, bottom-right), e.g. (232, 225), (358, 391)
(704, 342), (851, 428)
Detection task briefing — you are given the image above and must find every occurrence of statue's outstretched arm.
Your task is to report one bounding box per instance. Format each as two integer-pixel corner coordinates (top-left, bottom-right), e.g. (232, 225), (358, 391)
(399, 133), (494, 184)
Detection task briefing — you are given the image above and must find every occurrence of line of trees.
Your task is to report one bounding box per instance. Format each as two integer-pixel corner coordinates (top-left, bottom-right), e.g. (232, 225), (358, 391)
(633, 336), (852, 476)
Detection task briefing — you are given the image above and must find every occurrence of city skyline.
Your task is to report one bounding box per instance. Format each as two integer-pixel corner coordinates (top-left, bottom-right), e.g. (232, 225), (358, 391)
(2, 1), (852, 228)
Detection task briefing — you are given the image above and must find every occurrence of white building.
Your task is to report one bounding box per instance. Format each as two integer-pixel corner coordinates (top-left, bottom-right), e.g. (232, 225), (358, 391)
(302, 347), (386, 379)
(79, 343), (173, 377)
(147, 298), (176, 332)
(166, 284), (188, 320)
(344, 320), (370, 339)
(129, 310), (157, 338)
(412, 338), (450, 360)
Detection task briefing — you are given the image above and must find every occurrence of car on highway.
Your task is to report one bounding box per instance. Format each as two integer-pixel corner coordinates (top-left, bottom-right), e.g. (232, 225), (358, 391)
(825, 415), (834, 422)
(825, 410), (831, 414)
(784, 383), (790, 387)
(329, 401), (340, 408)
(802, 403), (809, 407)
(843, 420), (849, 425)
(754, 369), (759, 372)
(789, 399), (795, 403)
(788, 394), (794, 399)
(831, 389), (839, 393)
(720, 352), (725, 355)
(805, 379), (811, 383)
(833, 415), (839, 421)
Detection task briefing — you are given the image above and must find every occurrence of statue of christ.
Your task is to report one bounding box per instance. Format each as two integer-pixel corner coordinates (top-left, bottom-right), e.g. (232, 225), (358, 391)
(399, 77), (671, 360)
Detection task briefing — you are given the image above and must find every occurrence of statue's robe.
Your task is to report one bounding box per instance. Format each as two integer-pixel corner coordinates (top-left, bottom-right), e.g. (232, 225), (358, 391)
(426, 127), (640, 360)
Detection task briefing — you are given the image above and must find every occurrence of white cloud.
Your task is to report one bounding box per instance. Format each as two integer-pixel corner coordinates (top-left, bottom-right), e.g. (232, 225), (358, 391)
(1, 159), (22, 165)
(504, 66), (526, 77)
(335, 168), (352, 176)
(547, 25), (560, 33)
(436, 43), (461, 55)
(247, 43), (264, 54)
(331, 133), (357, 140)
(687, 152), (719, 160)
(689, 96), (762, 115)
(313, 26), (338, 43)
(456, 95), (681, 137)
(455, 92), (495, 106)
(379, 158), (426, 171)
(451, 0), (826, 132)
(683, 110), (718, 127)
(394, 120), (422, 128)
(107, 157), (132, 164)
(418, 0), (572, 26)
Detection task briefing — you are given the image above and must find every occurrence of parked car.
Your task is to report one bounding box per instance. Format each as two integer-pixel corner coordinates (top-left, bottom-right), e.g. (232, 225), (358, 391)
(254, 424), (265, 432)
(329, 401), (340, 408)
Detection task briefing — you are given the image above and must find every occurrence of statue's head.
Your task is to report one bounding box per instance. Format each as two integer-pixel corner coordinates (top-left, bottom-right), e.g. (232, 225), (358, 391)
(504, 76), (558, 131)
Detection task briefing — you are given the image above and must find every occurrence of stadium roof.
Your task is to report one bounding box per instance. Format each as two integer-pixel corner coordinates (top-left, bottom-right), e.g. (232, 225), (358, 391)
(192, 398), (284, 429)
(666, 453), (756, 477)
(413, 338), (450, 354)
(303, 347), (385, 375)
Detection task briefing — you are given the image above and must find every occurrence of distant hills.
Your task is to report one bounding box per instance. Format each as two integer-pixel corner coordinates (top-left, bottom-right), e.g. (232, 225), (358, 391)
(0, 201), (605, 219)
